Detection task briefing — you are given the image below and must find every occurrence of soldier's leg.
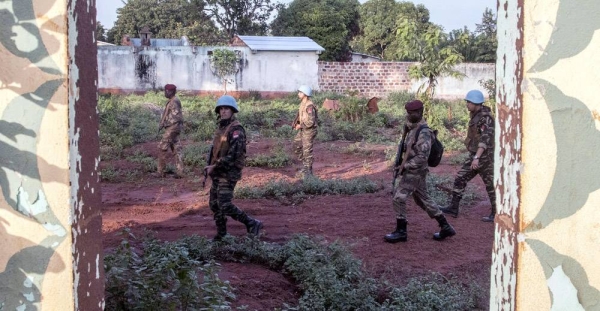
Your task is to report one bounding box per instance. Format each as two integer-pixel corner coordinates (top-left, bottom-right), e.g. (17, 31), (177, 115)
(385, 175), (417, 243)
(479, 155), (496, 222)
(216, 179), (262, 235)
(293, 130), (303, 162)
(209, 179), (227, 239)
(157, 137), (170, 177)
(451, 155), (480, 203)
(412, 173), (442, 218)
(172, 132), (184, 177)
(301, 128), (317, 175)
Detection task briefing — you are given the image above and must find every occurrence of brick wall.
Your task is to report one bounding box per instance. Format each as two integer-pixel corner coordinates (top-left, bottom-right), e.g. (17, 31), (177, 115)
(318, 61), (414, 98)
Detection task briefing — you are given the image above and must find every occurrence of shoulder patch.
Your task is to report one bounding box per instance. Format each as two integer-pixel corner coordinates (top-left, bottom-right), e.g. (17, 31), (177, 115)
(232, 130), (241, 139)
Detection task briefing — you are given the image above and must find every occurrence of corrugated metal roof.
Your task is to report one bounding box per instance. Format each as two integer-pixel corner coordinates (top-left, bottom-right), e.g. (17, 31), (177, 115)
(237, 36), (325, 52)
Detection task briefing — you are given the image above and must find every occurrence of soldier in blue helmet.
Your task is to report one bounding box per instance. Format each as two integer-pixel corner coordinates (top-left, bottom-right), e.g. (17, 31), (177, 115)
(292, 85), (318, 178)
(204, 95), (263, 240)
(441, 90), (496, 222)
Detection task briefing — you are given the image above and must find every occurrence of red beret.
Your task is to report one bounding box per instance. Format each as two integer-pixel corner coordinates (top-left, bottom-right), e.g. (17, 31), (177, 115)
(405, 100), (424, 111)
(165, 84), (177, 91)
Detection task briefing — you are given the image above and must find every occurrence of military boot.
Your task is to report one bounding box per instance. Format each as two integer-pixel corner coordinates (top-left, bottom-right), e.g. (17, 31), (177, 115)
(440, 194), (461, 218)
(384, 219), (407, 243)
(481, 209), (496, 222)
(433, 215), (456, 241)
(245, 218), (263, 236)
(213, 218), (228, 241)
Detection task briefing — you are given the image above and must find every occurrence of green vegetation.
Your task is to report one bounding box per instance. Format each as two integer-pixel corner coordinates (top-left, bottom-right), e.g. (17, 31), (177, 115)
(105, 233), (484, 310)
(235, 176), (381, 204)
(246, 142), (291, 168)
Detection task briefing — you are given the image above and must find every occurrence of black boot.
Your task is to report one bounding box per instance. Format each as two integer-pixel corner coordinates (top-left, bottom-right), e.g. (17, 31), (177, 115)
(433, 215), (456, 241)
(246, 218), (263, 236)
(213, 218), (228, 241)
(384, 219), (407, 243)
(440, 194), (461, 218)
(481, 211), (495, 222)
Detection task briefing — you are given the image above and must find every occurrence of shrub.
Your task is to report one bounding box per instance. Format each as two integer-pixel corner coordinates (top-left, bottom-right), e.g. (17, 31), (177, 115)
(235, 176), (381, 203)
(183, 143), (211, 169)
(246, 142), (291, 168)
(104, 230), (235, 311)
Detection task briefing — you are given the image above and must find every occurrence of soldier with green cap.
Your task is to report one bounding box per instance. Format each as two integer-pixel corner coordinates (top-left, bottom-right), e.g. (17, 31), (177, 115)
(385, 99), (456, 243)
(441, 89), (496, 222)
(292, 85), (318, 178)
(204, 95), (263, 240)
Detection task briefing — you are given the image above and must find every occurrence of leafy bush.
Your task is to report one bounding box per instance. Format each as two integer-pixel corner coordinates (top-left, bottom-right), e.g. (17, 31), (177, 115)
(246, 142), (291, 168)
(106, 233), (485, 311)
(235, 176), (381, 203)
(104, 230), (235, 311)
(382, 273), (481, 311)
(183, 143), (211, 169)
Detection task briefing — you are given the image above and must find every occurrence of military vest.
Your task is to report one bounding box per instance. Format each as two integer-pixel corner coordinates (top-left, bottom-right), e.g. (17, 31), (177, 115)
(210, 119), (245, 169)
(465, 109), (491, 153)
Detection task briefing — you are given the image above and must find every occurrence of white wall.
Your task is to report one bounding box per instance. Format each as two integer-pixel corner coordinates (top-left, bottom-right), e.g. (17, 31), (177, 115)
(410, 63), (495, 98)
(97, 46), (320, 93)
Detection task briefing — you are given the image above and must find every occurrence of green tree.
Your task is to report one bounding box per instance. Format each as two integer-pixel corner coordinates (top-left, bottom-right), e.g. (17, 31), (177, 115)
(210, 49), (239, 94)
(271, 0), (360, 61)
(446, 27), (477, 62)
(204, 0), (276, 39)
(396, 19), (464, 99)
(473, 8), (497, 62)
(351, 0), (399, 60)
(96, 21), (107, 42)
(111, 0), (222, 45)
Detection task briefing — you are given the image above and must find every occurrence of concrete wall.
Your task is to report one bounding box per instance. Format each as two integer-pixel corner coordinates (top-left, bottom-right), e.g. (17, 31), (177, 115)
(98, 46), (321, 96)
(318, 61), (494, 99)
(0, 0), (103, 310)
(492, 0), (600, 310)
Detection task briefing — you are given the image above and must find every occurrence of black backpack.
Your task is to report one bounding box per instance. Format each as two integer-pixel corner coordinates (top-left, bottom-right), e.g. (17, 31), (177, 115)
(412, 125), (444, 167)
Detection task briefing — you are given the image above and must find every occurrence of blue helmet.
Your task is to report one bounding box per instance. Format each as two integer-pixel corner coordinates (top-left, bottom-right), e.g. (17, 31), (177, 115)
(464, 90), (485, 105)
(298, 85), (312, 97)
(215, 95), (239, 113)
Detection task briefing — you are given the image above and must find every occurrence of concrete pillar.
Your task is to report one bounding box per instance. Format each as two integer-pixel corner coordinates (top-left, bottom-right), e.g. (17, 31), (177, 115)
(493, 0), (600, 309)
(0, 0), (103, 310)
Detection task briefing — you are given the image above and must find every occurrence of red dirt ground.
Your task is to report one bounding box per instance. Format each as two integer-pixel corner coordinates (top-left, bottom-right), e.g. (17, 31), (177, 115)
(101, 138), (494, 310)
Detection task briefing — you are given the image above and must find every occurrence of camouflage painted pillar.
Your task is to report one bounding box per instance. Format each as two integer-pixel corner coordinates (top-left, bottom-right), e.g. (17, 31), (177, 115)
(0, 1), (103, 310)
(493, 0), (600, 310)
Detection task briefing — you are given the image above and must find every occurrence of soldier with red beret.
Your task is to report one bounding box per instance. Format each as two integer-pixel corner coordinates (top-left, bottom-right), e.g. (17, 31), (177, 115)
(385, 100), (456, 243)
(157, 84), (184, 178)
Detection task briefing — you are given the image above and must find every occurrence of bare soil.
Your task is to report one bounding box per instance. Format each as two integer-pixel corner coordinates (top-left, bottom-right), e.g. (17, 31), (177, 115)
(102, 138), (494, 310)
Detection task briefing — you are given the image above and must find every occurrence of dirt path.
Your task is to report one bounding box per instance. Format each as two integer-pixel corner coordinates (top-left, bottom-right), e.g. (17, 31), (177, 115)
(102, 139), (494, 309)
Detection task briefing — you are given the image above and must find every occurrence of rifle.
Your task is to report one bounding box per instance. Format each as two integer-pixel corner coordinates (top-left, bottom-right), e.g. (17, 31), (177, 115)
(391, 126), (409, 190)
(292, 112), (299, 129)
(157, 100), (169, 138)
(202, 145), (214, 189)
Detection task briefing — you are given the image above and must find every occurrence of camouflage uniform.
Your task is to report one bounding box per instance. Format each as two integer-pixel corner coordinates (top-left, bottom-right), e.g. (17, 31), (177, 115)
(393, 120), (443, 220)
(293, 99), (318, 176)
(158, 96), (184, 176)
(451, 105), (496, 214)
(209, 117), (261, 238)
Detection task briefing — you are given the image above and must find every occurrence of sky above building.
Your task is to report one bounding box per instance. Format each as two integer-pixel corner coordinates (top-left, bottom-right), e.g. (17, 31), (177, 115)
(97, 0), (496, 33)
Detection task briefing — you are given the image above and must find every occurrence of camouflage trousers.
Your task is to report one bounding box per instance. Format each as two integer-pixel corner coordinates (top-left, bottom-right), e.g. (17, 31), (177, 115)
(209, 177), (253, 236)
(393, 171), (442, 220)
(157, 126), (183, 175)
(452, 152), (496, 213)
(293, 128), (317, 174)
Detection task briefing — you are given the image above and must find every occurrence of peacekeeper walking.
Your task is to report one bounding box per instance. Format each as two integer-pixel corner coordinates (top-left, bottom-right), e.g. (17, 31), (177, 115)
(385, 100), (456, 243)
(441, 90), (496, 222)
(204, 95), (263, 240)
(157, 83), (184, 178)
(292, 85), (318, 178)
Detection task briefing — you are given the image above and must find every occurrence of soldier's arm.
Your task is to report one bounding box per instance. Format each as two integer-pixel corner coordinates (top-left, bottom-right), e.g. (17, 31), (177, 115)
(404, 129), (432, 170)
(214, 125), (246, 170)
(301, 104), (317, 129)
(478, 115), (494, 151)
